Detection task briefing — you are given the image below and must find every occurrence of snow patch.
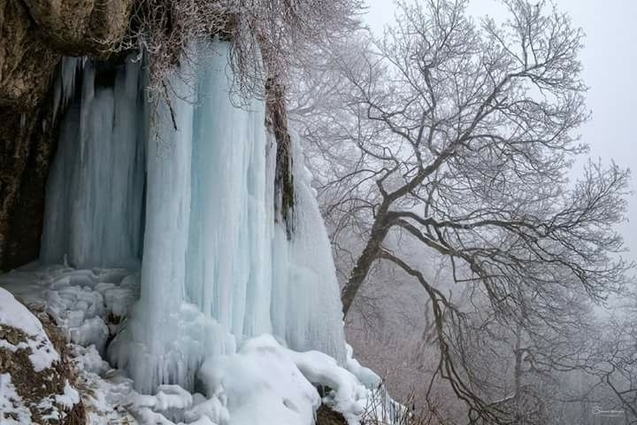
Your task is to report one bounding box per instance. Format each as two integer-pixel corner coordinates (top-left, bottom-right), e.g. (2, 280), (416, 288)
(0, 374), (31, 424)
(199, 334), (368, 425)
(0, 287), (59, 372)
(345, 344), (381, 388)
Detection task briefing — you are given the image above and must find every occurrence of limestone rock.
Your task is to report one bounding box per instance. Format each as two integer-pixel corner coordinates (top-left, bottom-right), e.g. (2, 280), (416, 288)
(0, 0), (59, 109)
(316, 404), (347, 425)
(0, 97), (59, 271)
(22, 0), (134, 55)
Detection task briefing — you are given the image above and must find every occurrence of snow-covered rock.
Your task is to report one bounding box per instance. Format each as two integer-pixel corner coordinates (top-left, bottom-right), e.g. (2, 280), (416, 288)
(196, 334), (369, 425)
(0, 287), (82, 424)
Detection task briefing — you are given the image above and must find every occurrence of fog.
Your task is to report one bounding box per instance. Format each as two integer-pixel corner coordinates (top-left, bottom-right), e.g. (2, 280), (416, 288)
(365, 0), (637, 262)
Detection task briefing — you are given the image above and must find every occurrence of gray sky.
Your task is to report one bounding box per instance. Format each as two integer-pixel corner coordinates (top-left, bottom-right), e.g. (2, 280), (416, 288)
(365, 0), (637, 262)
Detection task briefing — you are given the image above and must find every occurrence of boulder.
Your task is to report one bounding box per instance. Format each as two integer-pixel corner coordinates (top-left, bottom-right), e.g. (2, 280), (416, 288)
(316, 404), (347, 425)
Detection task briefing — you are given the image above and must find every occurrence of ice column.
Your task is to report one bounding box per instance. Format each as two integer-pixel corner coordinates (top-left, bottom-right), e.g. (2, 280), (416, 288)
(270, 137), (347, 364)
(41, 59), (146, 269)
(185, 42), (272, 339)
(44, 41), (349, 393)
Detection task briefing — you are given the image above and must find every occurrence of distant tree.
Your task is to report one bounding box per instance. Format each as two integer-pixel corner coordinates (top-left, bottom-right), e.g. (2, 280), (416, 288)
(291, 0), (633, 422)
(586, 300), (637, 423)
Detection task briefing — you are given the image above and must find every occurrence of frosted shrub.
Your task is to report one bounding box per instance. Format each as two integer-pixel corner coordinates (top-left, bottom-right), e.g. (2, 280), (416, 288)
(118, 0), (363, 97)
(361, 389), (440, 425)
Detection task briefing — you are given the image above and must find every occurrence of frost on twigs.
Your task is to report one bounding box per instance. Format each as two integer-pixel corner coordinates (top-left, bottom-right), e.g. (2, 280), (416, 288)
(116, 0), (363, 99)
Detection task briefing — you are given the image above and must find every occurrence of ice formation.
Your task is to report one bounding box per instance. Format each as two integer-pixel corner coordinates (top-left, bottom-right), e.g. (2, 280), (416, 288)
(0, 266), (399, 425)
(37, 38), (348, 400)
(0, 36), (421, 424)
(1, 265), (139, 356)
(41, 58), (146, 270)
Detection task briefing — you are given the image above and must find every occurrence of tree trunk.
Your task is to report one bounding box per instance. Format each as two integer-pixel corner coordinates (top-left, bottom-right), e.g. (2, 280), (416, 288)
(341, 204), (392, 316)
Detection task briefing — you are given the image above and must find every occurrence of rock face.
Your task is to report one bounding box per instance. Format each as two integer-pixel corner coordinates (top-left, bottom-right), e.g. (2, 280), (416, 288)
(0, 100), (60, 271)
(0, 0), (133, 271)
(22, 0), (133, 55)
(0, 0), (60, 109)
(0, 0), (132, 110)
(316, 405), (347, 425)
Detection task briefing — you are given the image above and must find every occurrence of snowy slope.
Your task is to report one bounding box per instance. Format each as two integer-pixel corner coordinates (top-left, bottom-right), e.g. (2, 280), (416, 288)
(1, 266), (391, 424)
(0, 287), (81, 424)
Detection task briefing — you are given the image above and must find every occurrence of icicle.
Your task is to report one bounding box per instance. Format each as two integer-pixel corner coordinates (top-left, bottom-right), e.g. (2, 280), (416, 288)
(185, 40), (272, 339)
(52, 57), (84, 120)
(109, 45), (242, 393)
(270, 134), (347, 364)
(41, 58), (145, 269)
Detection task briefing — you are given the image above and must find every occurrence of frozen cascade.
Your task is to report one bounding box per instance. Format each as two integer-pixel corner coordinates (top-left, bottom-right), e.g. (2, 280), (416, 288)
(270, 139), (347, 362)
(41, 58), (146, 269)
(184, 49), (273, 339)
(40, 41), (347, 395)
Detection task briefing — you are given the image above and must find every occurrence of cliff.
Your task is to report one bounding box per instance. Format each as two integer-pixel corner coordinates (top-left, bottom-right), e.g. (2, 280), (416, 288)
(0, 0), (132, 270)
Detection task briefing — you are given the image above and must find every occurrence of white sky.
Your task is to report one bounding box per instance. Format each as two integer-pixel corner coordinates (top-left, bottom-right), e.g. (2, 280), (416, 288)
(364, 0), (637, 262)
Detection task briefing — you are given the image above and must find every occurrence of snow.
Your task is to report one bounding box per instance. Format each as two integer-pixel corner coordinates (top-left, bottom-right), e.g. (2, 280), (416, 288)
(0, 374), (31, 424)
(198, 335), (321, 425)
(122, 334), (370, 425)
(1, 263), (390, 425)
(1, 266), (139, 357)
(0, 38), (405, 425)
(286, 349), (367, 423)
(37, 380), (80, 422)
(70, 345), (140, 424)
(345, 344), (382, 389)
(0, 287), (59, 372)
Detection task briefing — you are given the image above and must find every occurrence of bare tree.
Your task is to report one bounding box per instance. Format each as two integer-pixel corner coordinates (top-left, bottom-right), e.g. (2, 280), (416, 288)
(291, 0), (632, 422)
(336, 0), (630, 316)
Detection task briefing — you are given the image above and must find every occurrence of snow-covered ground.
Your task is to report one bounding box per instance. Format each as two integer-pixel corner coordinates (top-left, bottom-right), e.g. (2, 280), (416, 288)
(0, 265), (403, 425)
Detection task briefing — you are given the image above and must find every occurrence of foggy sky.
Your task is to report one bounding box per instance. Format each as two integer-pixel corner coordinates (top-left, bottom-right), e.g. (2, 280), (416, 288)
(364, 0), (637, 263)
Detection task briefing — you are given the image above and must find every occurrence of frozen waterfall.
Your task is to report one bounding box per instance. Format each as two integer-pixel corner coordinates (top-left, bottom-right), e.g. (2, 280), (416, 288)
(41, 41), (347, 394)
(41, 59), (146, 269)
